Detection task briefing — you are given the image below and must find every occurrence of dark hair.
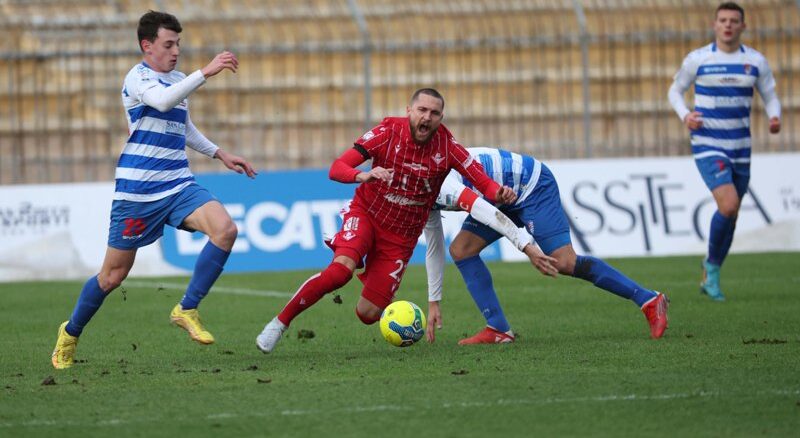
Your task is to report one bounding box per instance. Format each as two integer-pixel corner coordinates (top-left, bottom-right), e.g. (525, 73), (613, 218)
(137, 10), (182, 52)
(716, 2), (744, 22)
(410, 88), (445, 110)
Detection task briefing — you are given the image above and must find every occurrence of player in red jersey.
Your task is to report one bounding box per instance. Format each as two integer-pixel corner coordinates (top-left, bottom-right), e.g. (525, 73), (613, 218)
(256, 88), (516, 353)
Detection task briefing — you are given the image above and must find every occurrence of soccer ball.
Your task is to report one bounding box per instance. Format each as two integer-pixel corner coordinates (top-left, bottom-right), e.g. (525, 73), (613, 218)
(379, 300), (427, 347)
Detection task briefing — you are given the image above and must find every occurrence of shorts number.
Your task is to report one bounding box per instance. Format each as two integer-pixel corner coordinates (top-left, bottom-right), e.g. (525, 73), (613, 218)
(389, 259), (406, 281)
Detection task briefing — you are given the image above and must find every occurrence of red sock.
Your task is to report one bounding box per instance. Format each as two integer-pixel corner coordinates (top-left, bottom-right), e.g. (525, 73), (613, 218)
(278, 262), (352, 325)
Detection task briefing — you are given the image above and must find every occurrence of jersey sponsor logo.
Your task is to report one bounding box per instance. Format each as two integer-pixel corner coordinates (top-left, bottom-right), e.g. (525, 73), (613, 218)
(165, 121), (185, 136)
(403, 162), (428, 171)
(432, 153), (444, 165)
(526, 220), (535, 235)
(383, 193), (425, 206)
(122, 218), (146, 240)
(361, 131), (375, 141)
(714, 96), (749, 107)
(342, 230), (356, 241)
(703, 66), (728, 74)
(720, 76), (741, 84)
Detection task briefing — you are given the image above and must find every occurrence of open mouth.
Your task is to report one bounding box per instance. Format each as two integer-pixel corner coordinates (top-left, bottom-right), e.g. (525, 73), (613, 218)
(417, 123), (430, 137)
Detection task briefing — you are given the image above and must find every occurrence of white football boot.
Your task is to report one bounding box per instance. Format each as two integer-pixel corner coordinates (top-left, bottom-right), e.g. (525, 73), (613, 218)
(256, 316), (287, 353)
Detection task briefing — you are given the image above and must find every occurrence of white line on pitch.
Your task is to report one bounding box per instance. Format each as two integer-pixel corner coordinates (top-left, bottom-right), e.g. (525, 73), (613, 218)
(3, 389), (798, 429)
(122, 280), (291, 298)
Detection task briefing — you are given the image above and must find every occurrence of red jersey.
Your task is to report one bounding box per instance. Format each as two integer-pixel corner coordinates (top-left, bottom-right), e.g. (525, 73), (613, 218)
(350, 117), (499, 238)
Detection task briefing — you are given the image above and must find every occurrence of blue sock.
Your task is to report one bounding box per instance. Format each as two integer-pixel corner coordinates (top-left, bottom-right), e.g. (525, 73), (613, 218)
(573, 255), (656, 307)
(180, 241), (230, 310)
(65, 275), (107, 337)
(716, 217), (736, 266)
(707, 211), (733, 266)
(455, 255), (510, 333)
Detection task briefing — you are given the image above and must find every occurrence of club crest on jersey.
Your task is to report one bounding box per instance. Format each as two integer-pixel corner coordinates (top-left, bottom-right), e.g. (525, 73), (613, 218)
(432, 153), (444, 165)
(744, 64), (752, 75)
(343, 216), (359, 231)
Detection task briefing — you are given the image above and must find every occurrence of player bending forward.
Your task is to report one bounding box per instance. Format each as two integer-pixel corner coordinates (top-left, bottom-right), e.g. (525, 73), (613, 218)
(424, 147), (669, 344)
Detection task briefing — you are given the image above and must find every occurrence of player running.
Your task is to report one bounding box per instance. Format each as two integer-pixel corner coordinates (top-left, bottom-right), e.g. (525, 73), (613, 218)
(50, 11), (256, 369)
(423, 147), (669, 344)
(255, 89), (516, 353)
(668, 2), (781, 301)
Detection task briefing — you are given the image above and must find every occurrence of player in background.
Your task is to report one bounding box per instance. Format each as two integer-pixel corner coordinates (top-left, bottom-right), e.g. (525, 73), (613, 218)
(424, 148), (669, 344)
(256, 89), (517, 353)
(51, 11), (256, 369)
(668, 2), (781, 301)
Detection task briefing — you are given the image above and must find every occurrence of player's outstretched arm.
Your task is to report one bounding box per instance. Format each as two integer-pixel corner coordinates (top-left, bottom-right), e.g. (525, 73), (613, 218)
(448, 183), (557, 276)
(423, 211), (445, 343)
(201, 51), (239, 78)
(214, 149), (257, 178)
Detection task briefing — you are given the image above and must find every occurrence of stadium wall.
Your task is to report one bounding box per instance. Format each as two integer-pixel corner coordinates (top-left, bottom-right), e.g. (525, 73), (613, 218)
(1, 154), (799, 282)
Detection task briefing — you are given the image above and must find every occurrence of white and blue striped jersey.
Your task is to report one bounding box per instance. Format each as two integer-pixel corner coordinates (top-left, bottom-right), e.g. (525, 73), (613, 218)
(436, 147), (542, 209)
(669, 43), (781, 164)
(116, 63), (195, 201)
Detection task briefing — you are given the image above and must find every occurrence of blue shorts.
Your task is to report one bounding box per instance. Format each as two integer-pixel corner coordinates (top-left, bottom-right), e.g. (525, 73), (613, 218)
(107, 183), (216, 250)
(695, 156), (750, 198)
(461, 164), (572, 255)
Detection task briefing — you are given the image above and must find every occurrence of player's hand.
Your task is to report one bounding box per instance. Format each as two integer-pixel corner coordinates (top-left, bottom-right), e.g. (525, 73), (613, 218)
(357, 166), (394, 183)
(523, 244), (558, 277)
(426, 301), (442, 343)
(201, 51), (239, 78)
(683, 111), (703, 131)
(215, 149), (257, 178)
(769, 117), (781, 134)
(495, 186), (517, 205)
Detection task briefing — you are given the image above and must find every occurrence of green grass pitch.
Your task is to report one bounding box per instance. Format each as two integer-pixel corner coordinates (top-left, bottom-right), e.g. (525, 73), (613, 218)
(1, 253), (799, 437)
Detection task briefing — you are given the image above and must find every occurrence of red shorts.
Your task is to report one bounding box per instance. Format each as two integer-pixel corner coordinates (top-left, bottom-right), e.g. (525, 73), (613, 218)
(328, 204), (417, 309)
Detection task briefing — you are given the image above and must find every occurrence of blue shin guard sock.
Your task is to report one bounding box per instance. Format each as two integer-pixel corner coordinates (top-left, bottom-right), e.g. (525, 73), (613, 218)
(455, 255), (510, 333)
(573, 255), (656, 307)
(180, 241), (231, 310)
(716, 218), (737, 267)
(65, 275), (107, 337)
(707, 211), (733, 266)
